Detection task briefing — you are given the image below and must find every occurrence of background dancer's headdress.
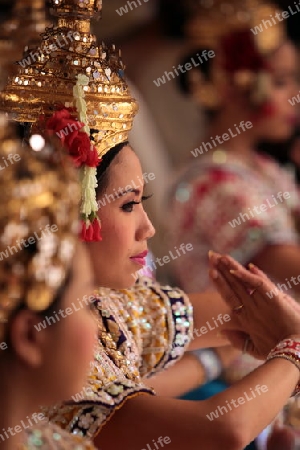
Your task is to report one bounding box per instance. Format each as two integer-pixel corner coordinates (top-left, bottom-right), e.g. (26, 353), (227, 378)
(184, 0), (286, 110)
(0, 0), (138, 241)
(0, 0), (48, 87)
(0, 115), (79, 340)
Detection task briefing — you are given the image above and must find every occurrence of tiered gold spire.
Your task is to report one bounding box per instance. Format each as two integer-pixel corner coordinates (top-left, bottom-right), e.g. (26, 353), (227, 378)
(0, 0), (138, 242)
(0, 0), (138, 158)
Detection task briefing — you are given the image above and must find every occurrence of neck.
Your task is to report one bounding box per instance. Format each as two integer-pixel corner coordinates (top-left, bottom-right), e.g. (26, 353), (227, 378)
(0, 367), (42, 449)
(206, 109), (257, 158)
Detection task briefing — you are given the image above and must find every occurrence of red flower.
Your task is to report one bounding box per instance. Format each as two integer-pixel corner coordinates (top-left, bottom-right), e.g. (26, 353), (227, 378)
(46, 109), (85, 143)
(68, 132), (99, 168)
(91, 218), (102, 241)
(80, 221), (93, 241)
(45, 109), (99, 168)
(80, 218), (102, 241)
(221, 30), (268, 74)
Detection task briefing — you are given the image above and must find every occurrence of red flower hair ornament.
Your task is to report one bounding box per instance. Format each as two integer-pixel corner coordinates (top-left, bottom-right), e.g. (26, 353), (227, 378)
(46, 104), (103, 242)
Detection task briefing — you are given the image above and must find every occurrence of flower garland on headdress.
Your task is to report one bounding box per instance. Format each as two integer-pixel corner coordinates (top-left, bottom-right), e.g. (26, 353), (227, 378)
(220, 29), (274, 116)
(46, 74), (102, 241)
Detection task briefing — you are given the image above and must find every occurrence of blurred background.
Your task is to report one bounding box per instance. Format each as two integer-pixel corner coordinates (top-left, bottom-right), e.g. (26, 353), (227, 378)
(0, 0), (300, 276)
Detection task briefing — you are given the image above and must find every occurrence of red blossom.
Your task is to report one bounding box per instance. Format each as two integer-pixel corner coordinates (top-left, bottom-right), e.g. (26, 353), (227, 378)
(46, 109), (84, 139)
(91, 218), (102, 241)
(80, 221), (94, 241)
(68, 132), (99, 168)
(221, 30), (268, 74)
(45, 109), (99, 168)
(251, 101), (277, 123)
(80, 218), (102, 241)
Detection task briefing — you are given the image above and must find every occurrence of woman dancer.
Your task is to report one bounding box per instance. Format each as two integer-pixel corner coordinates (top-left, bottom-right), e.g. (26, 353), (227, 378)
(2, 1), (300, 449)
(0, 115), (97, 448)
(169, 0), (300, 294)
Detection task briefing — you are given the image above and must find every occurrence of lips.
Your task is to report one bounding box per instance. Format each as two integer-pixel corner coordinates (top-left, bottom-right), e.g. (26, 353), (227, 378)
(130, 250), (148, 266)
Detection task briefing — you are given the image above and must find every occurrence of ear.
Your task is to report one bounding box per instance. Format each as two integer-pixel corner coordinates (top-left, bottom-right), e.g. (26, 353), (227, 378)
(8, 310), (48, 368)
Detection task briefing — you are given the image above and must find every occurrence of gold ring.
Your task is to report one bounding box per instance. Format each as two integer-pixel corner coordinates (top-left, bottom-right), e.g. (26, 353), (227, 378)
(233, 304), (244, 314)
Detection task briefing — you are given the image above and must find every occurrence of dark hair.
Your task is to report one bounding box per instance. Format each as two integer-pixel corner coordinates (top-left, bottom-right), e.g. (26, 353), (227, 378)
(177, 48), (218, 120)
(177, 48), (213, 96)
(95, 141), (128, 196)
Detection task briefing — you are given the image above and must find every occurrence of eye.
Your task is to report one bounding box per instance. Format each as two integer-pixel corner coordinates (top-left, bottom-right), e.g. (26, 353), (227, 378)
(121, 195), (153, 213)
(121, 201), (140, 213)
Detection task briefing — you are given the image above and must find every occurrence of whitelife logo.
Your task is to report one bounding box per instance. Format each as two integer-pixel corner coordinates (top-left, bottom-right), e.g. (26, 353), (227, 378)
(228, 191), (290, 228)
(191, 121), (253, 158)
(206, 385), (268, 421)
(153, 50), (215, 87)
(116, 0), (151, 16)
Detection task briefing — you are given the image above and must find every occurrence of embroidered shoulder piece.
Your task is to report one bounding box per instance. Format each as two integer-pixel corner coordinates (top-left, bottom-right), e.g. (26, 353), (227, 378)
(45, 278), (193, 439)
(98, 277), (194, 377)
(22, 422), (96, 449)
(44, 294), (154, 439)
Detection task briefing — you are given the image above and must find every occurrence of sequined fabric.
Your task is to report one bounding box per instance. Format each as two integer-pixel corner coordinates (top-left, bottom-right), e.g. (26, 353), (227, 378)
(169, 151), (300, 292)
(45, 277), (193, 438)
(21, 422), (96, 448)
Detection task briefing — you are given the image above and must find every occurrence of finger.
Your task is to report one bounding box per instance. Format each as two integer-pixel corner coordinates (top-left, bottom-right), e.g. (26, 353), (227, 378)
(208, 250), (222, 268)
(216, 254), (245, 272)
(209, 268), (244, 311)
(267, 426), (295, 450)
(217, 257), (253, 303)
(248, 263), (270, 281)
(228, 268), (275, 306)
(218, 256), (269, 296)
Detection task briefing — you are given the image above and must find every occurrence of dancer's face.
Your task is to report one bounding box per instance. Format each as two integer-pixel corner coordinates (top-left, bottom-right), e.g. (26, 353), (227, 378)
(87, 146), (155, 289)
(254, 41), (299, 141)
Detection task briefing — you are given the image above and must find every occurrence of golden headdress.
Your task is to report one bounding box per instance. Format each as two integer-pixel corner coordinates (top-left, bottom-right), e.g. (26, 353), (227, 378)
(0, 0), (138, 241)
(187, 0), (285, 54)
(0, 0), (48, 86)
(0, 115), (80, 339)
(184, 0), (286, 110)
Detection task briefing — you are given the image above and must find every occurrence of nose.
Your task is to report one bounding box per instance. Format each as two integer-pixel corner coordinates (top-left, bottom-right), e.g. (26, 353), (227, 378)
(137, 210), (155, 241)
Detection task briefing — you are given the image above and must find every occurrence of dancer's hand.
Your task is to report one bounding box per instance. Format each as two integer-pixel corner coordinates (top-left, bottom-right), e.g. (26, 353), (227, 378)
(267, 421), (296, 450)
(208, 252), (300, 359)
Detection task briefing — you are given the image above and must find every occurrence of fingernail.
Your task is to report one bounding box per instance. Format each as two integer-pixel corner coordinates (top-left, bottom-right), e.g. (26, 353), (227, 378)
(208, 250), (214, 258)
(229, 270), (236, 275)
(210, 269), (219, 279)
(248, 263), (255, 270)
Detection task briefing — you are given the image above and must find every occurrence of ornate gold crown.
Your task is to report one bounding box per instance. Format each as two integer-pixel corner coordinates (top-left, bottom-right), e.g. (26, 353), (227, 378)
(185, 0), (286, 110)
(0, 115), (80, 339)
(0, 0), (138, 159)
(0, 0), (48, 84)
(186, 0), (285, 54)
(50, 0), (102, 19)
(0, 0), (138, 241)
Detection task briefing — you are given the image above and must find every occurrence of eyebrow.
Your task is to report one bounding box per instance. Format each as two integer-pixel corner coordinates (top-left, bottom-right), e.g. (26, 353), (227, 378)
(116, 188), (141, 197)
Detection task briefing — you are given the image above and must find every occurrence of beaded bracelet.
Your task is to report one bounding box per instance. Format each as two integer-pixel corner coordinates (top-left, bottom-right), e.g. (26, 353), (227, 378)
(267, 338), (300, 396)
(189, 348), (222, 383)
